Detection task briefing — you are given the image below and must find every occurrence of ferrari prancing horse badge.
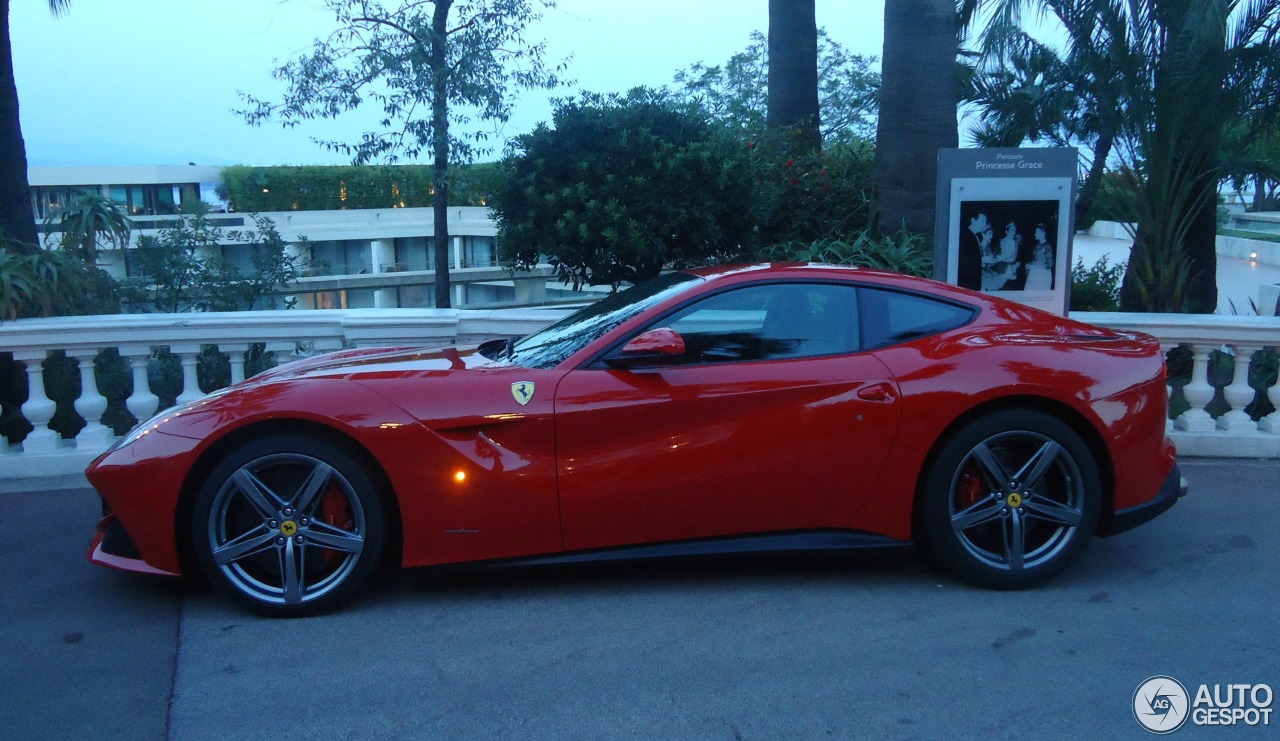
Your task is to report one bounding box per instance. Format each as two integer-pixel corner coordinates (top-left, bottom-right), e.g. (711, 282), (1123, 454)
(511, 381), (535, 406)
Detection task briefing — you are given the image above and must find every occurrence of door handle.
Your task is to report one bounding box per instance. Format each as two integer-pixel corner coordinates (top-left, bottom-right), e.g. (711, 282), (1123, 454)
(857, 382), (897, 403)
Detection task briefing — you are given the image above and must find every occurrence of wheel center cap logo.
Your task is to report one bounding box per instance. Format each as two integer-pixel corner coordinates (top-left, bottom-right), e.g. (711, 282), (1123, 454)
(511, 381), (535, 406)
(280, 520), (298, 536)
(1006, 492), (1023, 508)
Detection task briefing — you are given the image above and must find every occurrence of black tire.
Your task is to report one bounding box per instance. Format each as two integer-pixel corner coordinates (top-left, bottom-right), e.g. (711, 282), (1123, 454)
(192, 434), (386, 617)
(916, 410), (1101, 589)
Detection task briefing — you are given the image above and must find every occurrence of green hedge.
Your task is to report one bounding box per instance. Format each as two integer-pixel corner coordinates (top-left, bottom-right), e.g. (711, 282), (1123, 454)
(217, 163), (499, 212)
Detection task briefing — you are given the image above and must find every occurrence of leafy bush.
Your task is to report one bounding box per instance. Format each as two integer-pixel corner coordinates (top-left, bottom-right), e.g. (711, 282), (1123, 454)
(746, 137), (876, 247)
(0, 244), (89, 319)
(1070, 255), (1126, 311)
(122, 212), (304, 313)
(493, 88), (756, 288)
(765, 230), (932, 277)
(1090, 169), (1140, 224)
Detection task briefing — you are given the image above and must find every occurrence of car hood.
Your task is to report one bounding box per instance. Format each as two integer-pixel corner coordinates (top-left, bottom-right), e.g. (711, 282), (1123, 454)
(249, 344), (505, 384)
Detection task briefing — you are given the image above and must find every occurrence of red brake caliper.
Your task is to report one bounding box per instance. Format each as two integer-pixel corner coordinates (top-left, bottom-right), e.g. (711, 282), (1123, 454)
(958, 466), (984, 510)
(320, 487), (354, 567)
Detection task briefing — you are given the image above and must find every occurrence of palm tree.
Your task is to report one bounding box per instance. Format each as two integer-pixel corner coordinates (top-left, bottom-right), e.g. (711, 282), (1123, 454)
(0, 1), (69, 252)
(873, 0), (959, 240)
(45, 194), (133, 264)
(962, 1), (1141, 227)
(766, 0), (821, 151)
(965, 0), (1280, 312)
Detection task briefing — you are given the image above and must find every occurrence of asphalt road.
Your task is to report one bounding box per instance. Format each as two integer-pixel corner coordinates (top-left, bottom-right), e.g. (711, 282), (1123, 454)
(1, 458), (1276, 740)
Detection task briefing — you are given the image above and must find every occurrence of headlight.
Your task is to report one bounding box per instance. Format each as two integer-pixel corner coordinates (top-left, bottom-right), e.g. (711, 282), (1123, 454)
(111, 388), (235, 450)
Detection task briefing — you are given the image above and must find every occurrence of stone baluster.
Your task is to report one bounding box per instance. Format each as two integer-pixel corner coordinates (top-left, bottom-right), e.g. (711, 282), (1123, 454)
(1218, 345), (1259, 434)
(264, 341), (300, 372)
(171, 344), (205, 406)
(120, 346), (160, 423)
(1161, 343), (1178, 435)
(222, 344), (251, 386)
(1175, 344), (1217, 433)
(1260, 346), (1279, 435)
(67, 348), (114, 449)
(13, 351), (59, 454)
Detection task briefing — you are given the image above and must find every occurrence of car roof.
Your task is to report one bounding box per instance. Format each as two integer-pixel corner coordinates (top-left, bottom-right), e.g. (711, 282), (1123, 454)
(683, 262), (971, 300)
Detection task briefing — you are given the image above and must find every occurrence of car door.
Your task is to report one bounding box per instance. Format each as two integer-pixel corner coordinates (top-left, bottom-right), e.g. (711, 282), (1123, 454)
(553, 281), (902, 551)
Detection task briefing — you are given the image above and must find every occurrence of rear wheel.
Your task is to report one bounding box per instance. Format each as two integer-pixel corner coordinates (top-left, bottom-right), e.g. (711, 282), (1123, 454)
(917, 410), (1101, 589)
(192, 434), (386, 617)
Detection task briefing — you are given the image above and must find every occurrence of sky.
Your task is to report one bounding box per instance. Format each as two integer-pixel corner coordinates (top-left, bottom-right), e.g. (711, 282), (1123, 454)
(12, 0), (886, 168)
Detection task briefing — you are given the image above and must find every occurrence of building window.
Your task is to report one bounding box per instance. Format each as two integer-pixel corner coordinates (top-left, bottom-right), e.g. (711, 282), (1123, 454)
(462, 236), (496, 268)
(394, 236), (435, 271)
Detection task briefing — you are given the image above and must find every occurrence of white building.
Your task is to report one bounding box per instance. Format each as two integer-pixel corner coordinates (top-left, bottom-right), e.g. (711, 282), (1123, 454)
(30, 165), (579, 309)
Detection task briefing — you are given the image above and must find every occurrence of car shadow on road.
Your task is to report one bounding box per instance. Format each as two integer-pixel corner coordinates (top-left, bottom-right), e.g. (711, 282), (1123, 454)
(390, 544), (931, 601)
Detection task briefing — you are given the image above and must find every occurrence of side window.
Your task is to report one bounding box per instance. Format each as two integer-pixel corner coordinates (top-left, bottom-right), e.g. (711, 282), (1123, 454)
(662, 283), (859, 363)
(859, 287), (974, 350)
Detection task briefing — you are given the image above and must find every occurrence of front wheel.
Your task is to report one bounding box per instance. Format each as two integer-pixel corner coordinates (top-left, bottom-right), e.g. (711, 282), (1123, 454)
(192, 434), (386, 617)
(916, 410), (1102, 589)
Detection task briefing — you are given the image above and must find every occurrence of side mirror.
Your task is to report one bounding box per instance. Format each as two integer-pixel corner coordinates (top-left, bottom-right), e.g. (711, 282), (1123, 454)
(605, 327), (686, 369)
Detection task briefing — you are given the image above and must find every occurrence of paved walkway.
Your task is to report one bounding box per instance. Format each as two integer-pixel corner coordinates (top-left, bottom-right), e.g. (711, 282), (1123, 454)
(2, 459), (1277, 739)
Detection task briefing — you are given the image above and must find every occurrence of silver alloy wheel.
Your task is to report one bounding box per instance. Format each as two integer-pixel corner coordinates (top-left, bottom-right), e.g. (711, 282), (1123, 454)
(207, 452), (366, 606)
(947, 430), (1085, 571)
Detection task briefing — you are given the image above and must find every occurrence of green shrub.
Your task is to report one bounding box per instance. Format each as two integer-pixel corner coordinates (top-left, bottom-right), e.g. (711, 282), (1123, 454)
(1070, 255), (1126, 311)
(765, 230), (933, 277)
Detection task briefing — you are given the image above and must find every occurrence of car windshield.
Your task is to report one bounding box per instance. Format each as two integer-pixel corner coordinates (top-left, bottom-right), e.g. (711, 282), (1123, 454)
(503, 272), (702, 368)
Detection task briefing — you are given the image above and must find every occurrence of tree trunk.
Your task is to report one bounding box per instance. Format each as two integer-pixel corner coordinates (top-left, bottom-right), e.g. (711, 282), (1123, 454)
(1076, 128), (1113, 228)
(0, 0), (38, 251)
(1120, 0), (1225, 313)
(766, 0), (820, 152)
(873, 0), (958, 242)
(431, 0), (453, 309)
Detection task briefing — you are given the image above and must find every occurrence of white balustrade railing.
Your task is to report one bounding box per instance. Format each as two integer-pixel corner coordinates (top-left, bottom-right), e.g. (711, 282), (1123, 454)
(2, 309), (1278, 486)
(1082, 313), (1280, 457)
(0, 308), (570, 482)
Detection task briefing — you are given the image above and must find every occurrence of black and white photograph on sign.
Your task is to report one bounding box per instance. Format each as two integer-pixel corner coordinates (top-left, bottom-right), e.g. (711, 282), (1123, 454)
(956, 200), (1060, 293)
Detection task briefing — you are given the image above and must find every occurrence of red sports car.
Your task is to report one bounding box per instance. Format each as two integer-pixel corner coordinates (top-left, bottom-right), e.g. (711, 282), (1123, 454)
(86, 264), (1185, 616)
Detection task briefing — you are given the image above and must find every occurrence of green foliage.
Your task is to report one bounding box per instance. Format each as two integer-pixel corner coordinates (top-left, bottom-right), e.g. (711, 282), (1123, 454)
(218, 164), (498, 212)
(493, 88), (756, 288)
(671, 29), (880, 143)
(1090, 170), (1141, 223)
(236, 0), (566, 167)
(765, 230), (933, 277)
(746, 137), (876, 246)
(122, 212), (304, 313)
(0, 241), (87, 319)
(1220, 121), (1280, 212)
(1069, 255), (1125, 311)
(42, 194), (133, 263)
(492, 89), (897, 287)
(1127, 234), (1194, 313)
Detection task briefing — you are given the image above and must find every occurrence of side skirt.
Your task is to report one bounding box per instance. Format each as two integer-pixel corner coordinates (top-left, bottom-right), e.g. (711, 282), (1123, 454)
(459, 529), (908, 571)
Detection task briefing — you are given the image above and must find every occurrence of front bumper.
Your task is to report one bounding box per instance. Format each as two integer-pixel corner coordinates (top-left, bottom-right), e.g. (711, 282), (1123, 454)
(1100, 462), (1188, 536)
(87, 512), (180, 577)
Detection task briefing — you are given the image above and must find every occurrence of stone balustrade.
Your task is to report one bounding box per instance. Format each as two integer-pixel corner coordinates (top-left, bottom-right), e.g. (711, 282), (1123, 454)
(2, 308), (1278, 488)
